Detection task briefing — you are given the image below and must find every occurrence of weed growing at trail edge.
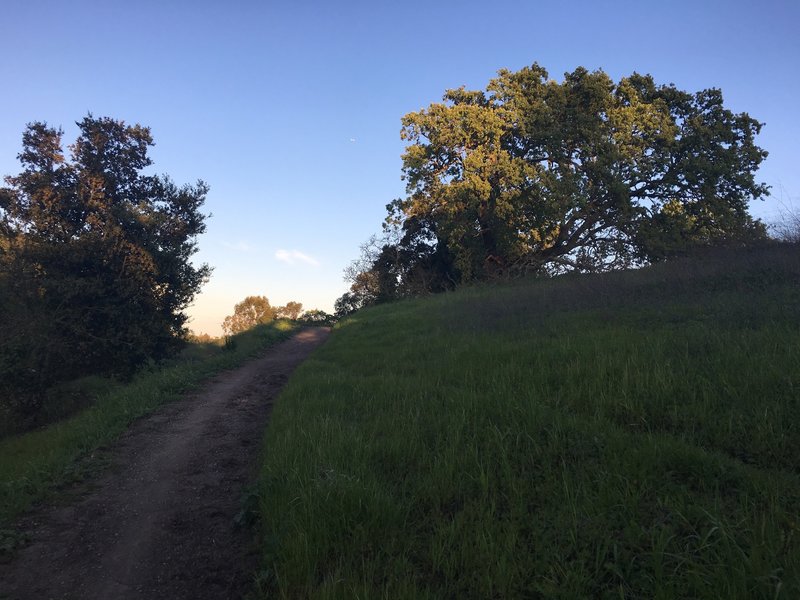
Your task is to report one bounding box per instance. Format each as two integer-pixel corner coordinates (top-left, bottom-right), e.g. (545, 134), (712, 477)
(257, 244), (800, 599)
(0, 321), (296, 527)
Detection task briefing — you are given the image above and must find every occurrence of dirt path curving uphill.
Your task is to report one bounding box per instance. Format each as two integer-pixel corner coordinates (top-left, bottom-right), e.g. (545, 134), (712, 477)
(0, 327), (330, 600)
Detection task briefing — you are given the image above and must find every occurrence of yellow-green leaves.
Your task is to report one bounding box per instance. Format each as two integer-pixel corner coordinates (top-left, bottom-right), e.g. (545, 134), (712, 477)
(390, 63), (767, 282)
(609, 78), (677, 162)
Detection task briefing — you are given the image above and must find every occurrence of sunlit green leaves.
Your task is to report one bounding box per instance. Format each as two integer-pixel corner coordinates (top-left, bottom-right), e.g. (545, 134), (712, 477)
(392, 63), (768, 282)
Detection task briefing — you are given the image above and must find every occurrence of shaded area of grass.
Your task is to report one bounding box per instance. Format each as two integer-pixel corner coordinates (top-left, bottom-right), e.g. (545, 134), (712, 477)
(0, 321), (297, 528)
(257, 244), (800, 599)
(0, 376), (120, 440)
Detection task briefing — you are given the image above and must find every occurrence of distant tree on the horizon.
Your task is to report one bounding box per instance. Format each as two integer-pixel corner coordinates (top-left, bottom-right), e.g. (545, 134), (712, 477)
(298, 309), (334, 325)
(188, 331), (217, 344)
(340, 63), (769, 310)
(222, 295), (275, 335)
(275, 301), (303, 320)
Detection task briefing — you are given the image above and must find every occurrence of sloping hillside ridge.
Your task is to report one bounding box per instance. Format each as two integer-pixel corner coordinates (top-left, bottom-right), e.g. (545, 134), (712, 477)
(257, 243), (800, 599)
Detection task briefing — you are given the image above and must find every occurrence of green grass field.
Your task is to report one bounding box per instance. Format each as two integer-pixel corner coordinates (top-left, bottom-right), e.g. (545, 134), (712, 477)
(0, 320), (296, 531)
(256, 244), (800, 599)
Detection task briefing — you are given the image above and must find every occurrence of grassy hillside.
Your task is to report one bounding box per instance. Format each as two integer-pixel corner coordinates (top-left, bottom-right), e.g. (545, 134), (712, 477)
(0, 321), (296, 531)
(257, 244), (800, 599)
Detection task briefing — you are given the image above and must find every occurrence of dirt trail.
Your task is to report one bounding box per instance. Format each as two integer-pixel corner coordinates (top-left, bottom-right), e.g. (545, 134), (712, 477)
(0, 327), (330, 600)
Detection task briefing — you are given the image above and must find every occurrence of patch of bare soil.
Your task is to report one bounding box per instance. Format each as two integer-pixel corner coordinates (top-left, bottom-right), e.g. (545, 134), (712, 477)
(0, 327), (330, 600)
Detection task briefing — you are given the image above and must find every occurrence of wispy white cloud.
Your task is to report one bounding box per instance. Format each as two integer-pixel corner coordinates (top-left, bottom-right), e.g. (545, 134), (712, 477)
(275, 249), (320, 267)
(223, 240), (255, 253)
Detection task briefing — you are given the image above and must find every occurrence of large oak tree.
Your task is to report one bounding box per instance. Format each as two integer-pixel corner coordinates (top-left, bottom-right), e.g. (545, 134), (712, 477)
(392, 63), (768, 283)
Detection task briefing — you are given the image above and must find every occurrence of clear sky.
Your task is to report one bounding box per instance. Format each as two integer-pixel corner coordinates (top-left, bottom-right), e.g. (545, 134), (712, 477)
(2, 0), (798, 335)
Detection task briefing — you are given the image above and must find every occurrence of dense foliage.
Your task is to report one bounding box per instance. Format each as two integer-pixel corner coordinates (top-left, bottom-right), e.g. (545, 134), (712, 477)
(0, 116), (210, 413)
(339, 63), (768, 312)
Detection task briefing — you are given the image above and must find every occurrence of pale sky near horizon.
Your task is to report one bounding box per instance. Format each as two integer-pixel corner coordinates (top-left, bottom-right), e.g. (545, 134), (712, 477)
(2, 0), (798, 335)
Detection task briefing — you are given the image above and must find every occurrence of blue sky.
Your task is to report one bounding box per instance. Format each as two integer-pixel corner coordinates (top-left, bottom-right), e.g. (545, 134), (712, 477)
(2, 0), (798, 335)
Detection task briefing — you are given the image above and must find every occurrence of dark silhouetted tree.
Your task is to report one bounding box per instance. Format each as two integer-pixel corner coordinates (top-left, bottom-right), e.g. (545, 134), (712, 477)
(0, 116), (210, 412)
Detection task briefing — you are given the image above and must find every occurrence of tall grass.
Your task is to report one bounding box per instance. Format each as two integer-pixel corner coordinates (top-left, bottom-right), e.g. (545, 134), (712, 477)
(257, 244), (800, 599)
(0, 320), (296, 528)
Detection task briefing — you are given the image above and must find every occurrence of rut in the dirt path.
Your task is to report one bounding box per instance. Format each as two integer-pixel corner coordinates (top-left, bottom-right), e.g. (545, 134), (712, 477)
(0, 327), (330, 600)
